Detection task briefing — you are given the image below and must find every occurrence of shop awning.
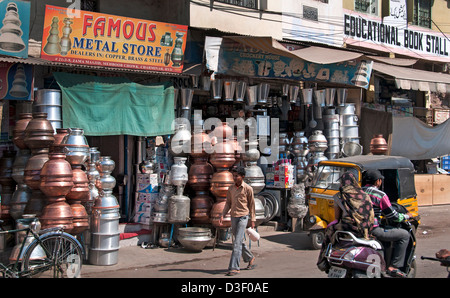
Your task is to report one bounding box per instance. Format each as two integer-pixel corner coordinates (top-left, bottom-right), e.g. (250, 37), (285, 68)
(372, 62), (450, 93)
(224, 36), (364, 64)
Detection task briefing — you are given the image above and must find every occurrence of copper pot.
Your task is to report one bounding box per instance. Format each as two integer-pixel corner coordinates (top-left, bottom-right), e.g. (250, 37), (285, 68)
(24, 152), (49, 190)
(210, 199), (231, 228)
(188, 157), (214, 192)
(23, 112), (55, 151)
(40, 201), (74, 233)
(370, 134), (388, 155)
(210, 140), (236, 169)
(53, 128), (69, 146)
(66, 165), (90, 204)
(70, 202), (89, 234)
(190, 191), (213, 224)
(191, 131), (212, 158)
(212, 122), (233, 140)
(39, 151), (74, 203)
(13, 113), (32, 149)
(210, 170), (234, 199)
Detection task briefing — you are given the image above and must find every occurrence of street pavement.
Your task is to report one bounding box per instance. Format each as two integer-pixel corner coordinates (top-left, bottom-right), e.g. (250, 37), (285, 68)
(81, 205), (450, 281)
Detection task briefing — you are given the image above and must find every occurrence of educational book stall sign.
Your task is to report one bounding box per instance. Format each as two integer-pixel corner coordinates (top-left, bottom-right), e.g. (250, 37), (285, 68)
(0, 0), (31, 58)
(343, 6), (450, 63)
(40, 5), (188, 73)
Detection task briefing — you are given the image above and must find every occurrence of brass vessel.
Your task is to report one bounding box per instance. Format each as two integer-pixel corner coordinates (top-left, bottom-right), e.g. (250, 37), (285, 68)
(12, 113), (32, 149)
(210, 200), (231, 228)
(210, 170), (234, 199)
(188, 157), (214, 192)
(370, 134), (388, 155)
(190, 191), (214, 224)
(66, 165), (90, 204)
(39, 150), (73, 202)
(23, 112), (55, 151)
(210, 140), (236, 170)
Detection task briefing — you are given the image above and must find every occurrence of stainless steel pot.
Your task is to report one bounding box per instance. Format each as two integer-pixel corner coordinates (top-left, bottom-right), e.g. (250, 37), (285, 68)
(168, 194), (190, 224)
(177, 227), (212, 252)
(340, 125), (359, 138)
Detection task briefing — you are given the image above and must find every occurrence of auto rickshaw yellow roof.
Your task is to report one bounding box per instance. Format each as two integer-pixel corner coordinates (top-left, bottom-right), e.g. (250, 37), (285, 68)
(320, 155), (414, 171)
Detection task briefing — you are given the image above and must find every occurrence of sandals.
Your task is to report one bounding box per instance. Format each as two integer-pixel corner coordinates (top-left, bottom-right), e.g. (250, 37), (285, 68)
(246, 257), (257, 270)
(387, 268), (407, 278)
(226, 270), (240, 276)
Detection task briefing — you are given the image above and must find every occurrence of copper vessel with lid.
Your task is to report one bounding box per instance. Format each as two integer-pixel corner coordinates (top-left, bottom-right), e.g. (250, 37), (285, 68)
(53, 128), (69, 146)
(23, 112), (55, 151)
(188, 156), (214, 192)
(39, 201), (74, 233)
(13, 113), (32, 149)
(210, 170), (234, 199)
(66, 165), (90, 204)
(190, 191), (214, 224)
(370, 134), (388, 155)
(210, 199), (231, 228)
(210, 140), (236, 170)
(39, 150), (74, 202)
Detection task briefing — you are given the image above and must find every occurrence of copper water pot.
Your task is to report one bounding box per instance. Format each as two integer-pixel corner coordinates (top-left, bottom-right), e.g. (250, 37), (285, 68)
(370, 134), (388, 155)
(210, 140), (236, 169)
(190, 191), (214, 224)
(212, 122), (233, 140)
(39, 151), (74, 203)
(191, 131), (212, 158)
(23, 112), (55, 151)
(210, 170), (234, 199)
(70, 202), (89, 234)
(53, 128), (69, 146)
(66, 165), (90, 204)
(24, 151), (49, 190)
(13, 113), (32, 149)
(40, 201), (74, 233)
(188, 157), (214, 192)
(210, 199), (231, 228)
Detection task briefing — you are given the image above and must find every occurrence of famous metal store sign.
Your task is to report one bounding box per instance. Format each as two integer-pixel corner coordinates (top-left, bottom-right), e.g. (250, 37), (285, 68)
(40, 5), (188, 73)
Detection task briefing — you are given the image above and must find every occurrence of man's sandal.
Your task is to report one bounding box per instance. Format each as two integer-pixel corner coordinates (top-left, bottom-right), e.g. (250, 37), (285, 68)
(246, 257), (257, 270)
(226, 270), (240, 276)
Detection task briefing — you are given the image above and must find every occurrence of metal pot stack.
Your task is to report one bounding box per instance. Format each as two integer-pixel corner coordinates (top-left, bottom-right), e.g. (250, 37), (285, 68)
(89, 156), (120, 266)
(61, 128), (90, 235)
(291, 131), (309, 183)
(210, 123), (235, 229)
(243, 140), (265, 195)
(339, 103), (359, 144)
(322, 108), (340, 159)
(167, 157), (190, 224)
(306, 130), (328, 176)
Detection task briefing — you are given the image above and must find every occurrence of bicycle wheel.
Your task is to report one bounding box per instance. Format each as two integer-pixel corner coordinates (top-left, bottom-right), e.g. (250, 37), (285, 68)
(21, 232), (83, 278)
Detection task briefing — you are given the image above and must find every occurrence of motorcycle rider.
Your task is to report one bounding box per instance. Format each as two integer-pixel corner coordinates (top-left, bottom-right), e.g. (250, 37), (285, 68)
(362, 169), (412, 278)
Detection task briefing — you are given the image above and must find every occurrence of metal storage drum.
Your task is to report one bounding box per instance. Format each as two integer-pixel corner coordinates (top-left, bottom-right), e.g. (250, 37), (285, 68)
(167, 194), (190, 224)
(89, 246), (119, 266)
(340, 114), (358, 126)
(340, 125), (359, 138)
(339, 103), (356, 115)
(34, 89), (62, 131)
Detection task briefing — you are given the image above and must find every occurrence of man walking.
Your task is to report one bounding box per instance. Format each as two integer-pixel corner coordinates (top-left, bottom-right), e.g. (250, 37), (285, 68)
(219, 166), (256, 276)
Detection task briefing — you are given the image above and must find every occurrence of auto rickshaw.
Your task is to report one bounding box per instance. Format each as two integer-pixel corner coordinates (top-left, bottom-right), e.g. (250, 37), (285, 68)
(305, 155), (420, 249)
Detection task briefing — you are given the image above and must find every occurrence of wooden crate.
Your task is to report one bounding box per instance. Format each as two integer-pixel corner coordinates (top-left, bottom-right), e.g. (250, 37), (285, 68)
(415, 174), (433, 206)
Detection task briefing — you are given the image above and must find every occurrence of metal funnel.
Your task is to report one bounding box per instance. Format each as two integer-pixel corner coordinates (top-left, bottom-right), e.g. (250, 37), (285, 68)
(246, 85), (258, 108)
(314, 90), (326, 107)
(224, 80), (236, 101)
(289, 85), (299, 104)
(301, 88), (313, 105)
(336, 88), (348, 106)
(235, 81), (247, 102)
(325, 88), (336, 106)
(180, 88), (194, 110)
(211, 79), (222, 100)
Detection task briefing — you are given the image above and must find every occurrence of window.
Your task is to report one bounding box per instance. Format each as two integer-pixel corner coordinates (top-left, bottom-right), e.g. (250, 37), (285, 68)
(412, 0), (431, 28)
(355, 0), (379, 16)
(311, 166), (359, 190)
(303, 5), (318, 21)
(216, 0), (258, 9)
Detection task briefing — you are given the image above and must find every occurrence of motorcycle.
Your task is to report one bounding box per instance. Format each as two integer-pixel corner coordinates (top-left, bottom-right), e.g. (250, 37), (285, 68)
(324, 218), (417, 278)
(421, 256), (450, 278)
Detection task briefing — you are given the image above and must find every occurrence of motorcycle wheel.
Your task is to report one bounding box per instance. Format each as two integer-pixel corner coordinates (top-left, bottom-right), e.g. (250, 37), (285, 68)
(310, 231), (324, 250)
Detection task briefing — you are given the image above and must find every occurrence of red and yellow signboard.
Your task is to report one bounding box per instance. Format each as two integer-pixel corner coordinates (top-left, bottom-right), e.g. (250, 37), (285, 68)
(40, 5), (188, 73)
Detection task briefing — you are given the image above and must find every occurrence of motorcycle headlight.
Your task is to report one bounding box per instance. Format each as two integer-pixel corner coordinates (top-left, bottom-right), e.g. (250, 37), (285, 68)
(309, 216), (316, 224)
